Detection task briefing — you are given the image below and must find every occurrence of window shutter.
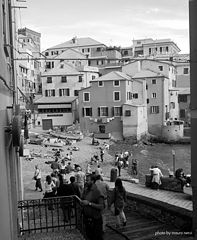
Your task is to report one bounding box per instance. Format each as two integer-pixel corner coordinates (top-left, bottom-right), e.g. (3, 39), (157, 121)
(90, 108), (92, 116)
(120, 107), (123, 116)
(82, 108), (84, 117)
(157, 106), (159, 113)
(59, 89), (61, 96)
(106, 107), (108, 116)
(98, 107), (100, 117)
(111, 107), (114, 116)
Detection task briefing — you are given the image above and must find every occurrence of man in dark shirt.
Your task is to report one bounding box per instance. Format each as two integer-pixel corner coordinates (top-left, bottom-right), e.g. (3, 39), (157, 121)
(51, 157), (60, 172)
(81, 174), (105, 240)
(69, 176), (81, 198)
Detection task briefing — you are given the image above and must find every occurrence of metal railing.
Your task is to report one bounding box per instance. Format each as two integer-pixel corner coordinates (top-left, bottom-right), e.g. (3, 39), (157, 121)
(18, 195), (86, 238)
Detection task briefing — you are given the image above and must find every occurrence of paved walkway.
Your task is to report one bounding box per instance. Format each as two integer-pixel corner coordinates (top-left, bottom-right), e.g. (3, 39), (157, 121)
(104, 177), (193, 215)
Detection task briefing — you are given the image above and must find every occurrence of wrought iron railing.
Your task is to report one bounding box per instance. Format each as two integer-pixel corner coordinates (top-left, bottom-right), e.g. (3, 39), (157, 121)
(18, 195), (86, 238)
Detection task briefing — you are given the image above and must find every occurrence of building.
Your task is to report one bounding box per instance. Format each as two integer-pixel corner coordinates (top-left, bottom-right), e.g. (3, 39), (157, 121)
(34, 96), (77, 130)
(174, 62), (190, 88)
(122, 59), (179, 136)
(0, 0), (23, 239)
(131, 38), (181, 58)
(78, 71), (147, 140)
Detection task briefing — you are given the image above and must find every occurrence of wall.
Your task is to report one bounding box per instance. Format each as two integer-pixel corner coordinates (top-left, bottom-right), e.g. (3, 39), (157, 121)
(162, 122), (184, 141)
(176, 64), (190, 88)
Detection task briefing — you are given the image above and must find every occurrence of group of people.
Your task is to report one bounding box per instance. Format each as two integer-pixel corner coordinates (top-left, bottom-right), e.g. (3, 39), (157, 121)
(115, 151), (132, 176)
(33, 159), (128, 240)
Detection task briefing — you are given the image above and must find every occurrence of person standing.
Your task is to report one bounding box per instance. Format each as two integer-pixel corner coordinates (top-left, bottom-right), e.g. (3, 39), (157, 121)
(150, 165), (163, 190)
(75, 167), (86, 197)
(95, 175), (109, 232)
(95, 165), (103, 177)
(51, 157), (60, 172)
(117, 159), (123, 177)
(43, 175), (56, 210)
(82, 174), (105, 240)
(109, 178), (127, 228)
(100, 148), (104, 162)
(33, 165), (43, 192)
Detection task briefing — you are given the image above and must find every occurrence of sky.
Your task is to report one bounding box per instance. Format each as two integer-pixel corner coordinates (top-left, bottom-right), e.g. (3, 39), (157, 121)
(18, 0), (189, 53)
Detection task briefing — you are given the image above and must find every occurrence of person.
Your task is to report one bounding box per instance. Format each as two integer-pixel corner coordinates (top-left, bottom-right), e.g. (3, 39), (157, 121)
(43, 175), (56, 210)
(150, 165), (163, 190)
(33, 165), (43, 192)
(86, 163), (92, 175)
(100, 148), (104, 162)
(65, 153), (71, 161)
(51, 157), (60, 172)
(69, 176), (81, 198)
(95, 175), (109, 232)
(66, 162), (73, 173)
(95, 165), (103, 177)
(109, 178), (127, 228)
(132, 159), (138, 175)
(117, 159), (123, 177)
(175, 168), (186, 189)
(60, 159), (67, 171)
(75, 167), (86, 197)
(82, 174), (105, 240)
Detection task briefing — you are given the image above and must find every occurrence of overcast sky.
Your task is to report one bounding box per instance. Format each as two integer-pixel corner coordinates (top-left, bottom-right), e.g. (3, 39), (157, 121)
(18, 0), (189, 53)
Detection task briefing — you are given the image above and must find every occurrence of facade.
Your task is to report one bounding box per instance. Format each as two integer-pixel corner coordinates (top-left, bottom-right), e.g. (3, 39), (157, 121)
(175, 62), (190, 88)
(34, 96), (77, 130)
(122, 60), (179, 136)
(0, 0), (23, 239)
(78, 71), (148, 140)
(132, 38), (181, 58)
(178, 88), (191, 126)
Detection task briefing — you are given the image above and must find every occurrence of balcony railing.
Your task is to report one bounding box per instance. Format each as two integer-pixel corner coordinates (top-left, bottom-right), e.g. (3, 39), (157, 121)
(18, 195), (86, 238)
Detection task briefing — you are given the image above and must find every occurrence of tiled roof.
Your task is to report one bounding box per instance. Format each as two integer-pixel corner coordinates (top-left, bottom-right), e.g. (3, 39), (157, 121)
(90, 71), (131, 82)
(35, 96), (77, 104)
(132, 70), (164, 78)
(42, 62), (80, 76)
(55, 48), (87, 59)
(49, 37), (105, 49)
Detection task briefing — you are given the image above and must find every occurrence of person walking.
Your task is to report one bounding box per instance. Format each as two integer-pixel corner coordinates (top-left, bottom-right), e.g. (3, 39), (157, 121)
(109, 178), (127, 228)
(100, 148), (104, 162)
(33, 165), (43, 192)
(95, 175), (109, 232)
(82, 174), (105, 240)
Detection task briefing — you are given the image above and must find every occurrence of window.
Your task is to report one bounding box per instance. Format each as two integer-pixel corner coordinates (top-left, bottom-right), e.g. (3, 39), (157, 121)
(183, 68), (189, 74)
(83, 92), (90, 102)
(114, 80), (120, 87)
(179, 95), (187, 102)
(149, 48), (151, 54)
(98, 107), (108, 117)
(125, 110), (131, 116)
(96, 47), (101, 52)
(98, 81), (104, 87)
(170, 102), (175, 109)
(99, 125), (105, 133)
(82, 49), (85, 53)
(124, 50), (128, 56)
(92, 75), (96, 80)
(113, 91), (121, 101)
(166, 46), (169, 52)
(45, 89), (55, 97)
(158, 66), (163, 71)
(152, 79), (156, 84)
(133, 93), (138, 99)
(74, 90), (79, 96)
(150, 106), (159, 114)
(113, 106), (122, 117)
(60, 64), (64, 68)
(160, 47), (162, 53)
(152, 93), (157, 98)
(180, 109), (186, 118)
(61, 76), (67, 82)
(46, 62), (51, 69)
(146, 84), (148, 90)
(82, 107), (92, 117)
(79, 76), (83, 82)
(45, 52), (49, 56)
(47, 77), (52, 83)
(127, 92), (132, 100)
(147, 99), (149, 104)
(59, 88), (70, 96)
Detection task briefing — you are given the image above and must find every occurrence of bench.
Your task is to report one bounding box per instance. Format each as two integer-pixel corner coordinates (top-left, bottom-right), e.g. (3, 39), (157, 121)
(145, 174), (183, 193)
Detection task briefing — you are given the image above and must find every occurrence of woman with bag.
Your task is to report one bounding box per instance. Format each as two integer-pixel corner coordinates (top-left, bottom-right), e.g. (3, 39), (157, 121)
(109, 178), (127, 228)
(33, 165), (43, 192)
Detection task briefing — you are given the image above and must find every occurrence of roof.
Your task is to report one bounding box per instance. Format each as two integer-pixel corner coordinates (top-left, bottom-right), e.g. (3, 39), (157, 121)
(55, 48), (87, 60)
(177, 88), (190, 95)
(48, 37), (105, 50)
(132, 70), (164, 79)
(35, 96), (77, 104)
(42, 62), (81, 76)
(90, 71), (131, 82)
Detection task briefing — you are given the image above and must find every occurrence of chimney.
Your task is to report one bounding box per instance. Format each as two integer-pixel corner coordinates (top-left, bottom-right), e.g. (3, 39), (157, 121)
(72, 36), (77, 44)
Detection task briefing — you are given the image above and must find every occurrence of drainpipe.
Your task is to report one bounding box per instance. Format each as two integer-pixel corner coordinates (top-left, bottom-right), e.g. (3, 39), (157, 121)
(190, 0), (197, 237)
(8, 0), (16, 110)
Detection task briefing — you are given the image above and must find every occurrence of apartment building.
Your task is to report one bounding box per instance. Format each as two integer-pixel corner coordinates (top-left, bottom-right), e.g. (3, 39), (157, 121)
(178, 88), (191, 126)
(122, 59), (179, 136)
(78, 71), (147, 140)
